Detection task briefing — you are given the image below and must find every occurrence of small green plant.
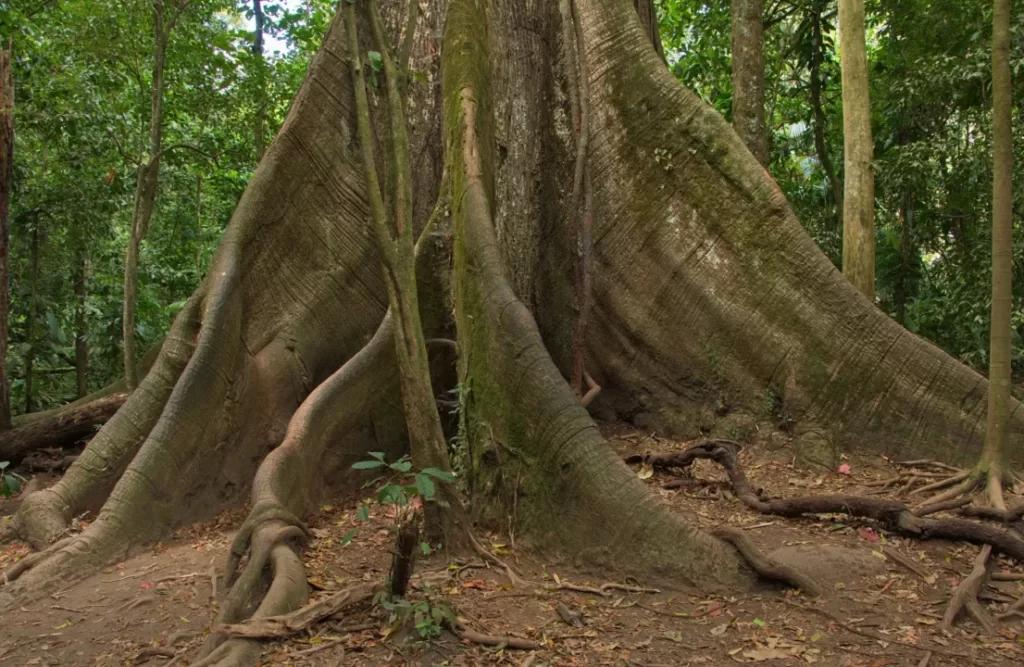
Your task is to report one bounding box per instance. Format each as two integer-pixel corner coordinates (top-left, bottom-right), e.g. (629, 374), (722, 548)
(344, 452), (455, 548)
(348, 453), (459, 639)
(0, 462), (26, 498)
(374, 584), (457, 639)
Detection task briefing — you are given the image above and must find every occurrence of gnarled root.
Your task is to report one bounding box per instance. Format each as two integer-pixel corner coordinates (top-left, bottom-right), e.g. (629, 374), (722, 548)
(198, 314), (398, 663)
(909, 461), (1019, 518)
(1, 536), (74, 585)
(711, 525), (823, 597)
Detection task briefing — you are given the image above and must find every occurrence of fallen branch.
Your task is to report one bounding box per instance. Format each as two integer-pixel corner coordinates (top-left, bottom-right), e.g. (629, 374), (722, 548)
(454, 621), (542, 650)
(213, 582), (378, 639)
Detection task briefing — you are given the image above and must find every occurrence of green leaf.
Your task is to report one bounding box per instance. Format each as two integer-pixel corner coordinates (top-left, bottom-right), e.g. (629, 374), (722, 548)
(753, 617), (766, 628)
(420, 541), (432, 556)
(389, 459), (413, 473)
(2, 475), (20, 497)
(368, 451), (387, 461)
(338, 528), (358, 548)
(367, 51), (383, 72)
(0, 461), (9, 470)
(352, 460), (386, 470)
(420, 467), (456, 482)
(416, 473), (435, 499)
(357, 504), (370, 521)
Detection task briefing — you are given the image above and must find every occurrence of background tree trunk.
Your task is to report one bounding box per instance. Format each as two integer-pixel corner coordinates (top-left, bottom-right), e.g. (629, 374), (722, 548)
(731, 0), (768, 166)
(839, 0), (875, 299)
(633, 0), (664, 60)
(24, 225), (39, 414)
(982, 0), (1012, 474)
(74, 247), (88, 399)
(253, 0), (266, 161)
(123, 1), (170, 391)
(809, 0), (842, 227)
(0, 45), (12, 431)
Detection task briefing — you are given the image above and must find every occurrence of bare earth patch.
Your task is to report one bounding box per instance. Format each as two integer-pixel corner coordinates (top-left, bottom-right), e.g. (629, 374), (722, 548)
(2, 423), (1023, 666)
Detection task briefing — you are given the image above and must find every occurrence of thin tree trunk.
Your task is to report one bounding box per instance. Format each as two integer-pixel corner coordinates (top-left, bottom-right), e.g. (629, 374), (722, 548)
(0, 45), (12, 431)
(809, 0), (842, 227)
(894, 188), (914, 326)
(731, 0), (768, 166)
(196, 172), (202, 279)
(253, 0), (266, 161)
(73, 247), (88, 398)
(839, 0), (875, 300)
(982, 0), (1012, 475)
(25, 225), (39, 414)
(123, 1), (170, 391)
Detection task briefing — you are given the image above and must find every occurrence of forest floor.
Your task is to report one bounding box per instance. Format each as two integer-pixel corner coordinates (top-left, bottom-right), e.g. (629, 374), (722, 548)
(1, 422), (1024, 667)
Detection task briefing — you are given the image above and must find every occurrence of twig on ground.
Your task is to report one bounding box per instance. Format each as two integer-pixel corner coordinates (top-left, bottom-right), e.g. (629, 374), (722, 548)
(781, 600), (968, 658)
(135, 647), (176, 663)
(215, 582), (378, 638)
(880, 546), (929, 580)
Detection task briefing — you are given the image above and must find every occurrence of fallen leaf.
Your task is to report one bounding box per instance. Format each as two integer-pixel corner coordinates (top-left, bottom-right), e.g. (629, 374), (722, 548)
(662, 630), (682, 642)
(838, 463), (852, 475)
(139, 581), (155, 590)
(462, 579), (487, 590)
(710, 622), (729, 636)
(858, 527), (880, 543)
(638, 463), (654, 480)
(742, 647), (793, 661)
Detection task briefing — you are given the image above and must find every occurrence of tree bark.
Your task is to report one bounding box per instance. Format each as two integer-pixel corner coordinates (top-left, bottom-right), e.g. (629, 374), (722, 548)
(0, 45), (12, 431)
(731, 0), (768, 166)
(74, 247), (89, 398)
(809, 0), (842, 226)
(839, 0), (875, 299)
(0, 393), (126, 465)
(982, 0), (1012, 476)
(124, 0), (171, 391)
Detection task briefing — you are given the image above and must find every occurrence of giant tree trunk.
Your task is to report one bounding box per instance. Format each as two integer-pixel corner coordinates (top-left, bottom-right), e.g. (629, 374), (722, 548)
(0, 46), (12, 431)
(23, 226), (39, 414)
(4, 0), (1024, 645)
(731, 0), (768, 166)
(982, 0), (1013, 479)
(838, 0), (875, 299)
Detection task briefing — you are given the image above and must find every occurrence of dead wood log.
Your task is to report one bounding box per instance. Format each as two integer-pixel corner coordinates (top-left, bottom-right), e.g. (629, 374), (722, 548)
(0, 393), (125, 464)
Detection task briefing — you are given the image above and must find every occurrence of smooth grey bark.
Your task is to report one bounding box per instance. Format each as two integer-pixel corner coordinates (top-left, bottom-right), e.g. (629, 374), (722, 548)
(731, 0), (768, 165)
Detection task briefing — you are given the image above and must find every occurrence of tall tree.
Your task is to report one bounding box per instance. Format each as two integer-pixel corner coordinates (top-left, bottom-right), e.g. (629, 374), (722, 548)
(838, 0), (875, 299)
(731, 0), (767, 165)
(122, 0), (183, 391)
(982, 0), (1013, 505)
(0, 44), (10, 430)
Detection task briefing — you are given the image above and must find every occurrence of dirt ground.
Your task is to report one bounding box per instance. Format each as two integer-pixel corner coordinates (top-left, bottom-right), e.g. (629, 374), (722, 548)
(2, 422), (1023, 667)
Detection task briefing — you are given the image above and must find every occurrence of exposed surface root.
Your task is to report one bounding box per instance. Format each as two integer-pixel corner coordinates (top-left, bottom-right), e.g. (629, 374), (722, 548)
(224, 503), (309, 587)
(628, 441), (1024, 562)
(942, 545), (995, 633)
(711, 525), (823, 597)
(1, 536), (73, 584)
(910, 463), (1019, 517)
